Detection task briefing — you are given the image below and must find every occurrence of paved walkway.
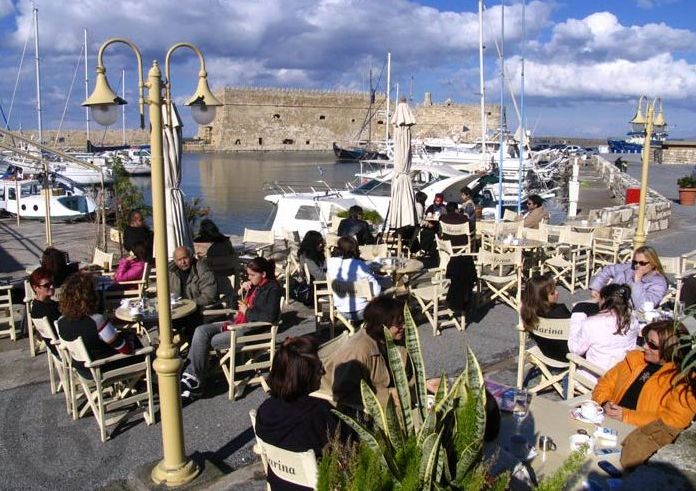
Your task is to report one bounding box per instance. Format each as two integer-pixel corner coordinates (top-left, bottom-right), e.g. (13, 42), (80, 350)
(1, 157), (694, 489)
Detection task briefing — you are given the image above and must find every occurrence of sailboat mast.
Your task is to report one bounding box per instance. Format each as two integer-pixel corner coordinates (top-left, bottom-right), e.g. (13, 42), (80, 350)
(368, 67), (373, 143)
(33, 5), (43, 144)
(122, 69), (126, 145)
(84, 28), (90, 143)
(517, 0), (525, 213)
(497, 0), (505, 221)
(479, 0), (487, 168)
(385, 51), (391, 144)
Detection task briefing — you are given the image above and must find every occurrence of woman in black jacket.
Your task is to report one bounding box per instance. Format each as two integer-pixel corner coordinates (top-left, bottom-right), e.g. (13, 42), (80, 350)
(256, 336), (337, 490)
(194, 218), (240, 303)
(181, 257), (282, 401)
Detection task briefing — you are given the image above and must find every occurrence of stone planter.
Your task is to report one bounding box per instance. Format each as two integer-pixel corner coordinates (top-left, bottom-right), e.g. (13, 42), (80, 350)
(679, 187), (696, 206)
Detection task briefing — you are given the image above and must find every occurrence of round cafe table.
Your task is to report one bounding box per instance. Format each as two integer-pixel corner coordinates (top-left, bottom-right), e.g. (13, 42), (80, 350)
(493, 238), (545, 252)
(564, 219), (606, 233)
(115, 298), (197, 323)
(370, 257), (424, 295)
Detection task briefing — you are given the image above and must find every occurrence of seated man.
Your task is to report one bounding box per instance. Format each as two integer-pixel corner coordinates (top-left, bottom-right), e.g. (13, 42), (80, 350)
(337, 205), (375, 245)
(439, 201), (469, 247)
(122, 210), (154, 262)
(168, 246), (218, 308)
(521, 194), (549, 229)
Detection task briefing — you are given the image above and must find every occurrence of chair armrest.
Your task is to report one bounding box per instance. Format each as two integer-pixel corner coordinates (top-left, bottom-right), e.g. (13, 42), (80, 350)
(565, 353), (605, 377)
(115, 279), (145, 286)
(226, 321), (273, 332)
(676, 268), (696, 281)
(84, 345), (155, 368)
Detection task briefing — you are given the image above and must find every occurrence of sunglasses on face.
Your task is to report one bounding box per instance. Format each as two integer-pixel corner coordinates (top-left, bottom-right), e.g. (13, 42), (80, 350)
(645, 339), (660, 351)
(632, 260), (650, 267)
(37, 282), (54, 289)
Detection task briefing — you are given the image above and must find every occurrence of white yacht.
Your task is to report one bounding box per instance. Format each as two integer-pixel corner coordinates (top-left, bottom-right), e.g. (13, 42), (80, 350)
(0, 177), (97, 220)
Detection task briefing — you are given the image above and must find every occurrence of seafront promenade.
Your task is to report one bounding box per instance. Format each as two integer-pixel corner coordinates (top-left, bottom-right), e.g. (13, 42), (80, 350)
(0, 155), (694, 490)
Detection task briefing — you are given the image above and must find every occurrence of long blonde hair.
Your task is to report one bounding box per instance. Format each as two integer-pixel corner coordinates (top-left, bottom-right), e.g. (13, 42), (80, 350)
(634, 246), (665, 276)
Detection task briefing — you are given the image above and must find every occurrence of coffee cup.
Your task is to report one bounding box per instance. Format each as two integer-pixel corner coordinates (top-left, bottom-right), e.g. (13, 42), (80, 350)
(129, 306), (140, 316)
(569, 433), (594, 452)
(581, 219), (588, 225)
(538, 435), (557, 452)
(579, 401), (604, 421)
(120, 299), (130, 308)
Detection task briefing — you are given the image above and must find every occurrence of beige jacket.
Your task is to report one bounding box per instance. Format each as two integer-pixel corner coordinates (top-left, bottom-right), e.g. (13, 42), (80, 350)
(320, 329), (408, 410)
(523, 207), (550, 229)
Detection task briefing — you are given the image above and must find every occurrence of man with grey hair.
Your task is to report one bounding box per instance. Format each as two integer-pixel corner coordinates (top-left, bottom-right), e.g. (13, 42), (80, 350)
(167, 246), (217, 307)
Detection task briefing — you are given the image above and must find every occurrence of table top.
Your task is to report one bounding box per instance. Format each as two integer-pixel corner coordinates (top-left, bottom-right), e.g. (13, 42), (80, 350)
(564, 219), (606, 231)
(498, 396), (635, 484)
(370, 257), (424, 275)
(114, 298), (197, 322)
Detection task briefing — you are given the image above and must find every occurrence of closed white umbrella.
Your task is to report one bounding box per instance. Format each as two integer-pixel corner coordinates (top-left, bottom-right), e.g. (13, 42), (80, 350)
(386, 99), (417, 229)
(162, 102), (193, 258)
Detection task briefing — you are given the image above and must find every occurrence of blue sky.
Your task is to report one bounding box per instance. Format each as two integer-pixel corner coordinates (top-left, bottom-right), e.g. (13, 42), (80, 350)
(1, 0), (695, 140)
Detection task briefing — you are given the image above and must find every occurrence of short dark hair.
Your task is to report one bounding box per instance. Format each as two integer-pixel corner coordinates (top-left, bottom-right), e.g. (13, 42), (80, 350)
(348, 205), (363, 218)
(246, 256), (276, 281)
(445, 202), (458, 213)
(132, 241), (149, 262)
(128, 209), (142, 223)
(268, 336), (323, 401)
(415, 191), (428, 206)
(364, 296), (405, 340)
(460, 187), (473, 197)
(527, 194), (544, 207)
(334, 236), (360, 259)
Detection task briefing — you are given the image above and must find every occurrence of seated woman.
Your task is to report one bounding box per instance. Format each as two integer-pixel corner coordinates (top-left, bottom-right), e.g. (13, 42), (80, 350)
(256, 336), (338, 491)
(326, 236), (382, 322)
(180, 257), (282, 401)
(320, 296), (406, 412)
(520, 273), (572, 362)
(194, 218), (240, 303)
(113, 241), (148, 283)
(41, 246), (78, 288)
(589, 246), (668, 308)
(298, 230), (326, 282)
(593, 320), (696, 428)
(56, 273), (138, 378)
(568, 283), (640, 382)
(29, 267), (61, 354)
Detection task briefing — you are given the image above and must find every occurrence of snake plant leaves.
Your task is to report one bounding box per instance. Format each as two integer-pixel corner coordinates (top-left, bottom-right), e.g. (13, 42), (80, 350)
(404, 304), (428, 421)
(384, 327), (414, 434)
(419, 431), (442, 490)
(330, 409), (398, 479)
(434, 373), (448, 406)
(385, 394), (406, 454)
(361, 380), (388, 439)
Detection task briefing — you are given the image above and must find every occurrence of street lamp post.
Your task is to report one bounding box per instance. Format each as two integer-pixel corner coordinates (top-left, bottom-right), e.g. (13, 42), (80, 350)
(83, 38), (221, 487)
(633, 97), (656, 250)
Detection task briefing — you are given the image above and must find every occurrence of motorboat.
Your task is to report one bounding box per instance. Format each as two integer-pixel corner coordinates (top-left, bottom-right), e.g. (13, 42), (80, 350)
(0, 176), (96, 220)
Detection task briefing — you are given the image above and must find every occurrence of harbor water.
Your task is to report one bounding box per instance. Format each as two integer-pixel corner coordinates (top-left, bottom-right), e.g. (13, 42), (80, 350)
(132, 152), (360, 236)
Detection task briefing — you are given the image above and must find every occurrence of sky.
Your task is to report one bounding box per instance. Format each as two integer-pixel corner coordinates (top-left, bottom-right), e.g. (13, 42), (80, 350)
(1, 0), (695, 140)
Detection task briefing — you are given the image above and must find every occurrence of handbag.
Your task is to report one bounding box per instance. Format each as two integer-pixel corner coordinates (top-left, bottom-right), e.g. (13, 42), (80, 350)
(620, 419), (680, 470)
(290, 278), (313, 307)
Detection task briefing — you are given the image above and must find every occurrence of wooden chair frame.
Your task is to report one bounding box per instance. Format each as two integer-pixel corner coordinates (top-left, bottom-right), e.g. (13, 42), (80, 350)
(476, 250), (523, 312)
(542, 229), (593, 293)
(327, 277), (374, 336)
(242, 228), (276, 258)
(92, 248), (115, 272)
(32, 316), (72, 414)
(566, 352), (606, 400)
(0, 285), (17, 341)
(522, 317), (571, 397)
(410, 275), (465, 336)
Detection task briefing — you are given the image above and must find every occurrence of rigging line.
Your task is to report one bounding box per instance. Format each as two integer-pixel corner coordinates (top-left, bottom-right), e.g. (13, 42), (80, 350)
(55, 45), (84, 145)
(7, 22), (31, 129)
(482, 3), (522, 129)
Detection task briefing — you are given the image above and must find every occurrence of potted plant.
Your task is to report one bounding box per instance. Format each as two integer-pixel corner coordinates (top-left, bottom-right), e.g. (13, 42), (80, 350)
(677, 175), (696, 206)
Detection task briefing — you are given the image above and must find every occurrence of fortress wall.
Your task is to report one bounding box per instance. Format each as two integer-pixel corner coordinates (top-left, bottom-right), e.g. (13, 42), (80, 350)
(199, 87), (499, 151)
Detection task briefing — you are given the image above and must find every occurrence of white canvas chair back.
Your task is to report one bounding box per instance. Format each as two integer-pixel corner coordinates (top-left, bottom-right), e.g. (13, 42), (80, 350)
(477, 250), (523, 312)
(61, 336), (92, 365)
(360, 243), (389, 262)
(558, 229), (593, 248)
(523, 317), (571, 397)
(33, 316), (57, 342)
(193, 241), (212, 258)
(33, 316), (71, 411)
(327, 276), (374, 335)
(250, 409), (319, 489)
(92, 248), (115, 271)
(0, 285), (17, 341)
(222, 322), (278, 400)
(243, 228), (275, 245)
(661, 256), (682, 276)
(502, 209), (519, 222)
(517, 226), (548, 243)
(566, 353), (606, 400)
(303, 262), (334, 334)
(439, 220), (470, 237)
(435, 236), (453, 269)
(329, 217), (341, 233)
(24, 280), (44, 355)
(496, 220), (522, 237)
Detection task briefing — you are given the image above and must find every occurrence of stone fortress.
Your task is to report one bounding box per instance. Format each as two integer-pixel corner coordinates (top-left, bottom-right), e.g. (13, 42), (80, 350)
(195, 87), (501, 152)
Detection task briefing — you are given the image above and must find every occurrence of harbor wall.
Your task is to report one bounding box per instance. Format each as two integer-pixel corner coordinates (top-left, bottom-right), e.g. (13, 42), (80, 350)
(197, 87), (500, 151)
(590, 156), (671, 232)
(14, 129), (150, 150)
(658, 140), (696, 165)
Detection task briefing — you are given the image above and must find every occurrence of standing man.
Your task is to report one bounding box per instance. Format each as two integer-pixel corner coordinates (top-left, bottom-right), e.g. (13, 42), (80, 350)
(522, 195), (549, 229)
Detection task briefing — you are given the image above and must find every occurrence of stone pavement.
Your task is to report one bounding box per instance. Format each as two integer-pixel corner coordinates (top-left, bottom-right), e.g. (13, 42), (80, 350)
(1, 156), (695, 490)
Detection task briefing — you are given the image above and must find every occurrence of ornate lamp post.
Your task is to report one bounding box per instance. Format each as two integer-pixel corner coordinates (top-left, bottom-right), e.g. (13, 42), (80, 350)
(632, 96), (659, 250)
(83, 38), (221, 486)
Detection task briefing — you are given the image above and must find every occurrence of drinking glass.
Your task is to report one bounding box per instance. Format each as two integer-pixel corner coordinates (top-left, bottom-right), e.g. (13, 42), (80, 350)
(512, 388), (529, 432)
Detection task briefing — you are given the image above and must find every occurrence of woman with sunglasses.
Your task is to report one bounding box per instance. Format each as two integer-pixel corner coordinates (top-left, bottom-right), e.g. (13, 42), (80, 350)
(593, 320), (695, 428)
(569, 283), (640, 383)
(589, 246), (668, 308)
(28, 267), (61, 344)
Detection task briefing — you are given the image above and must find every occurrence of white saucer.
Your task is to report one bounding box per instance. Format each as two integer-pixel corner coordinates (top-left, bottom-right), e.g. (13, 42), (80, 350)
(570, 407), (605, 425)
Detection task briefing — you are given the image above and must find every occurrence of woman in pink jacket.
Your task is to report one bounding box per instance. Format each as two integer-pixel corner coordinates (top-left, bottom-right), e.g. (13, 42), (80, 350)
(568, 283), (639, 383)
(114, 241), (148, 283)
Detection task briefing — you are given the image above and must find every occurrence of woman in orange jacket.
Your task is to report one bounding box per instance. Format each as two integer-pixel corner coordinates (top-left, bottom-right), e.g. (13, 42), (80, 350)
(592, 320), (695, 429)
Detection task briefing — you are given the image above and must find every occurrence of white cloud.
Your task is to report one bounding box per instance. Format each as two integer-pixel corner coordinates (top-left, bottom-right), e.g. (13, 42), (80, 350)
(0, 0), (13, 18)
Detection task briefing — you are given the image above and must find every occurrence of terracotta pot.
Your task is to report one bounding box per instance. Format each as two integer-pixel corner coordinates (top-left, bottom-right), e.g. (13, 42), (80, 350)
(679, 187), (696, 206)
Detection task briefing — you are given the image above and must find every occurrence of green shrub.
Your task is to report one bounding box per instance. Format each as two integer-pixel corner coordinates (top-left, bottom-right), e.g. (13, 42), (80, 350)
(336, 208), (383, 225)
(677, 175), (696, 188)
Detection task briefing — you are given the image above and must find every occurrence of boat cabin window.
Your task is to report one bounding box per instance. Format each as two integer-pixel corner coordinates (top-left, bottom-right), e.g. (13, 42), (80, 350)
(351, 179), (391, 197)
(8, 188), (15, 200)
(0, 188), (4, 200)
(295, 205), (320, 221)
